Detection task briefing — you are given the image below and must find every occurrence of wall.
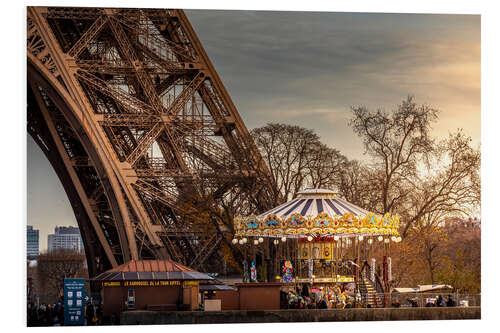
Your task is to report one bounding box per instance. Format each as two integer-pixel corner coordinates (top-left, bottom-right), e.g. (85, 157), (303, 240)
(214, 290), (239, 310)
(121, 307), (481, 325)
(237, 283), (281, 310)
(102, 285), (181, 318)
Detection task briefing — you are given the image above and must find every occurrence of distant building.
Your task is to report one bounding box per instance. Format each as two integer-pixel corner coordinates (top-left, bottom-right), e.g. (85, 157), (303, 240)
(444, 216), (481, 229)
(48, 226), (84, 253)
(27, 225), (39, 258)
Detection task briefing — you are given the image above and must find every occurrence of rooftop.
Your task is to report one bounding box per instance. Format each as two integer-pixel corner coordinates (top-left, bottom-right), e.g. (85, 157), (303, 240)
(92, 259), (214, 281)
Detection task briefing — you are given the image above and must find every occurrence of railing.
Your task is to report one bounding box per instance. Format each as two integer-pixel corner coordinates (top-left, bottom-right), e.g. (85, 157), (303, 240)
(280, 291), (480, 310)
(389, 292), (481, 308)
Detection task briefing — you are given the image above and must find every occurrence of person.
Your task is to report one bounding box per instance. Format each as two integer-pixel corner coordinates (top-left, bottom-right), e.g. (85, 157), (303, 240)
(436, 295), (445, 307)
(407, 298), (418, 307)
(176, 297), (183, 311)
(446, 295), (456, 307)
(95, 304), (103, 325)
(85, 301), (95, 325)
(318, 298), (328, 309)
(46, 304), (54, 326)
(391, 299), (401, 308)
(301, 284), (310, 298)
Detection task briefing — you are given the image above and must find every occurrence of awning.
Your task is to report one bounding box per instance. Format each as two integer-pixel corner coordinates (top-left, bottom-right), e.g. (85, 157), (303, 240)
(393, 285), (453, 293)
(92, 259), (214, 281)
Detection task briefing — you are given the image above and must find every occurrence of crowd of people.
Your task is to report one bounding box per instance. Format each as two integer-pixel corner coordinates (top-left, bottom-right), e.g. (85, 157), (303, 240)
(283, 284), (351, 309)
(425, 295), (456, 307)
(27, 298), (64, 326)
(27, 298), (104, 326)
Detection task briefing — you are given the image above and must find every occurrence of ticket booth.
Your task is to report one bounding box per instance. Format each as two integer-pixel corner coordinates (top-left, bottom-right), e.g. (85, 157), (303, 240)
(92, 259), (213, 320)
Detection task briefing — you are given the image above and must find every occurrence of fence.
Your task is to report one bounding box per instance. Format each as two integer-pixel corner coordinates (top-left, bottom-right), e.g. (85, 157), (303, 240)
(364, 292), (480, 308)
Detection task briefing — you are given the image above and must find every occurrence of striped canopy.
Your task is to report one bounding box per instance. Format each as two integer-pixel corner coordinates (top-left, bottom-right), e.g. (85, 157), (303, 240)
(234, 189), (400, 238)
(258, 189), (370, 221)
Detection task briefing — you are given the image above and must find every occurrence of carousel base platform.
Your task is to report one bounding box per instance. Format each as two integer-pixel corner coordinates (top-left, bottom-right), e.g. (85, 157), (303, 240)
(121, 306), (480, 325)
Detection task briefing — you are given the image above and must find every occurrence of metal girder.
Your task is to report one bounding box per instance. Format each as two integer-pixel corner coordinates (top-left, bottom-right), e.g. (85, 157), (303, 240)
(28, 6), (279, 274)
(75, 70), (156, 114)
(190, 234), (223, 270)
(97, 113), (161, 127)
(118, 12), (194, 62)
(75, 59), (189, 76)
(166, 72), (206, 116)
(67, 14), (108, 57)
(46, 7), (103, 19)
(133, 179), (186, 214)
(125, 122), (164, 165)
(29, 81), (118, 268)
(155, 74), (182, 95)
(133, 167), (253, 180)
(106, 12), (165, 114)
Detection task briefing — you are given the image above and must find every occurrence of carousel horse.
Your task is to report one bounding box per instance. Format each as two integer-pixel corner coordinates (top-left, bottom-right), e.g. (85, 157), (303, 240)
(250, 261), (257, 282)
(282, 260), (293, 283)
(336, 291), (347, 309)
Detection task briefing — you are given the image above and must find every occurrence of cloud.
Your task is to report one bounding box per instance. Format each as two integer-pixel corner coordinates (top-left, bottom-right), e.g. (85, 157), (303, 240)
(186, 10), (480, 159)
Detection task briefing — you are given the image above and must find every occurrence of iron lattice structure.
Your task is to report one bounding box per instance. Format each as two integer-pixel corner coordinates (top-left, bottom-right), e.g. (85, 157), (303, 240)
(27, 7), (279, 277)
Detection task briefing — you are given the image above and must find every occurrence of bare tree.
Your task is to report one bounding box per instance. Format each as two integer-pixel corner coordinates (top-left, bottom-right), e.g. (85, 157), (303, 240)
(400, 131), (481, 237)
(252, 123), (347, 202)
(349, 95), (437, 215)
(35, 250), (87, 303)
(349, 97), (480, 237)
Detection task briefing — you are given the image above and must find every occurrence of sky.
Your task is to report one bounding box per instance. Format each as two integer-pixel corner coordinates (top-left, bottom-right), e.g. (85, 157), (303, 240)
(27, 10), (480, 251)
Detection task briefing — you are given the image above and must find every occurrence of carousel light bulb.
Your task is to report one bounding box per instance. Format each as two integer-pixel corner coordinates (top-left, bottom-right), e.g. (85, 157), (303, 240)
(384, 238), (390, 243)
(368, 239), (373, 245)
(238, 239), (244, 245)
(377, 236), (383, 242)
(258, 237), (264, 243)
(253, 239), (259, 245)
(242, 237), (247, 244)
(232, 238), (238, 245)
(307, 236), (313, 242)
(273, 239), (279, 245)
(397, 236), (402, 242)
(391, 236), (397, 242)
(334, 235), (339, 241)
(358, 236), (364, 241)
(281, 237), (287, 242)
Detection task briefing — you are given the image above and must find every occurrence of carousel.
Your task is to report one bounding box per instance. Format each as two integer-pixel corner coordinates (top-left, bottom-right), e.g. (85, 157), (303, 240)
(233, 189), (402, 307)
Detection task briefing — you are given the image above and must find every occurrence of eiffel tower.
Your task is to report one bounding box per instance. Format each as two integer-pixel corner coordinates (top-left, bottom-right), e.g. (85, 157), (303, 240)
(27, 7), (279, 277)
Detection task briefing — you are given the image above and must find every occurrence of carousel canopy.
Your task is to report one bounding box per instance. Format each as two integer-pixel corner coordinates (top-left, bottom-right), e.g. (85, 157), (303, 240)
(258, 189), (370, 220)
(234, 189), (400, 239)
